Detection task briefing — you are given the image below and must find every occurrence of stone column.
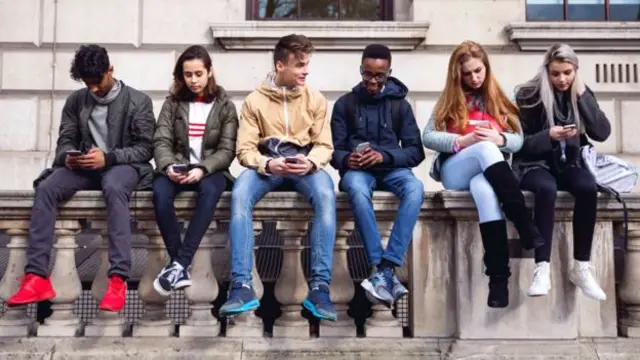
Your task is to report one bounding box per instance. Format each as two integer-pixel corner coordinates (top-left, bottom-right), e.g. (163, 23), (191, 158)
(132, 221), (173, 337)
(226, 221), (264, 338)
(85, 221), (126, 337)
(38, 221), (82, 337)
(0, 227), (34, 336)
(320, 221), (356, 337)
(272, 220), (309, 338)
(365, 220), (402, 338)
(180, 222), (219, 337)
(620, 226), (640, 337)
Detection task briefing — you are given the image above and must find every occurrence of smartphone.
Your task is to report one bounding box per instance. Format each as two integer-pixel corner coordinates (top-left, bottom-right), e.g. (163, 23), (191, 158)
(468, 120), (491, 127)
(563, 124), (577, 129)
(172, 164), (189, 173)
(355, 142), (371, 154)
(285, 157), (300, 164)
(65, 150), (83, 157)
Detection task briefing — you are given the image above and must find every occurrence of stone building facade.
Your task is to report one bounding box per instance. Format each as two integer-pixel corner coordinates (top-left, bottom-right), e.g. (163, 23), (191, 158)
(0, 0), (639, 190)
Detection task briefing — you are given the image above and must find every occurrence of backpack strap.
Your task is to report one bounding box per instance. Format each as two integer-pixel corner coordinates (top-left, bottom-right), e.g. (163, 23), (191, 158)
(599, 184), (629, 252)
(343, 92), (357, 126)
(390, 99), (402, 139)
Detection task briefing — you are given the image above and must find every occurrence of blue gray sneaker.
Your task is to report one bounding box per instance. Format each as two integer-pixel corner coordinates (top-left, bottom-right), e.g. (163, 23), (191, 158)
(302, 284), (337, 321)
(219, 282), (260, 316)
(361, 268), (394, 308)
(391, 273), (408, 302)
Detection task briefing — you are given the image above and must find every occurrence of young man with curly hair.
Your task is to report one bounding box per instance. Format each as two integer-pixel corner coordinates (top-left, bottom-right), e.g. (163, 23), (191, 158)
(7, 44), (156, 312)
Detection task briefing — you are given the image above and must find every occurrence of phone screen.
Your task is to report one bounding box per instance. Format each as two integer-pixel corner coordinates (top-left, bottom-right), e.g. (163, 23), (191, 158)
(173, 165), (189, 173)
(356, 142), (371, 154)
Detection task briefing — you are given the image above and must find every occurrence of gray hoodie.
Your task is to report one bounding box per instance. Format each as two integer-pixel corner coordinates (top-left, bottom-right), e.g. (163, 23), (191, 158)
(88, 80), (122, 151)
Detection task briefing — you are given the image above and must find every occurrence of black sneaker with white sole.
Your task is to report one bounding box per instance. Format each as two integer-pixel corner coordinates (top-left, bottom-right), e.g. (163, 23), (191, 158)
(173, 269), (192, 290)
(153, 262), (182, 297)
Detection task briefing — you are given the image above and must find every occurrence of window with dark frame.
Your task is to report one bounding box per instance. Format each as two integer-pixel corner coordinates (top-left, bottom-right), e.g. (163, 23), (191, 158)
(526, 0), (640, 21)
(248, 0), (394, 20)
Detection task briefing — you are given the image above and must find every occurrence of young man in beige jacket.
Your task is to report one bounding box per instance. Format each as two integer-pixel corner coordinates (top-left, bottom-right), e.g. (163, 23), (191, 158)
(219, 34), (337, 321)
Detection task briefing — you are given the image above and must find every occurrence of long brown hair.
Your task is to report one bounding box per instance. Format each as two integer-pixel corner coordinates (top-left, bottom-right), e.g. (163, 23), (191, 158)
(434, 41), (520, 132)
(170, 45), (218, 102)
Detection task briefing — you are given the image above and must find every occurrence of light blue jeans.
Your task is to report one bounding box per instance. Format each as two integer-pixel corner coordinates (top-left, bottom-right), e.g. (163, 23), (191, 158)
(339, 168), (423, 267)
(229, 168), (336, 288)
(440, 141), (505, 223)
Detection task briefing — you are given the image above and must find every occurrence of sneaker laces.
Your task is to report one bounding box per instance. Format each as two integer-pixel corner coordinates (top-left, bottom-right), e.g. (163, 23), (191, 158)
(165, 267), (181, 284)
(575, 264), (597, 284)
(373, 271), (389, 289)
(531, 266), (546, 288)
(229, 282), (251, 295)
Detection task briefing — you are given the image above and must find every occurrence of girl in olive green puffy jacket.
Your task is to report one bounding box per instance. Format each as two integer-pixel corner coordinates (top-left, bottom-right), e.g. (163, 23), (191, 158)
(152, 44), (238, 297)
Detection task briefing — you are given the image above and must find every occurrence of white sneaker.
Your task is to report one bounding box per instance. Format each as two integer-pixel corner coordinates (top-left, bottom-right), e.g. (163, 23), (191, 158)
(569, 261), (606, 301)
(527, 261), (551, 296)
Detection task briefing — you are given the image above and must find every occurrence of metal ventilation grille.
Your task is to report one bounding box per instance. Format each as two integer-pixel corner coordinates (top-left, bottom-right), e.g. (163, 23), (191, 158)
(595, 63), (639, 84)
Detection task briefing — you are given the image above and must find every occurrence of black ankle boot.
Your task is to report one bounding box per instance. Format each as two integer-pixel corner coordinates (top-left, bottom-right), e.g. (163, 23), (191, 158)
(483, 161), (544, 250)
(488, 276), (509, 308)
(479, 220), (511, 308)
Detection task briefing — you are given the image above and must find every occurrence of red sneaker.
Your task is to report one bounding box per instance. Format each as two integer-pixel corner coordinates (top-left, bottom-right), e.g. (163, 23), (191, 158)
(7, 274), (56, 307)
(98, 275), (127, 312)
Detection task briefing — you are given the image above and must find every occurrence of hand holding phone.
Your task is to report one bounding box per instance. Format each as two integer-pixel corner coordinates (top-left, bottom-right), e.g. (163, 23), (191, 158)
(285, 157), (300, 164)
(65, 150), (83, 157)
(64, 150), (83, 169)
(355, 142), (371, 154)
(563, 124), (577, 129)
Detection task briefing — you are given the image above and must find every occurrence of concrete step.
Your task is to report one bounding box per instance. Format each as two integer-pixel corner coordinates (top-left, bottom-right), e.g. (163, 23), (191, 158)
(1, 337), (639, 359)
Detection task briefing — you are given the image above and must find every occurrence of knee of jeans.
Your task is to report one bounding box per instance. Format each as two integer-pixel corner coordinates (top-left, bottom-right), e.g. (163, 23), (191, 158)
(102, 183), (129, 201)
(152, 187), (173, 210)
(312, 186), (336, 213)
(403, 179), (424, 201)
(199, 176), (224, 200)
(473, 141), (503, 162)
(231, 189), (253, 215)
(35, 180), (61, 201)
(345, 184), (372, 203)
(342, 173), (372, 198)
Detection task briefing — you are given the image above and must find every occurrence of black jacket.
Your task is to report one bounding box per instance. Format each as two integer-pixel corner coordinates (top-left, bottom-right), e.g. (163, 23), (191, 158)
(330, 77), (425, 175)
(512, 86), (611, 179)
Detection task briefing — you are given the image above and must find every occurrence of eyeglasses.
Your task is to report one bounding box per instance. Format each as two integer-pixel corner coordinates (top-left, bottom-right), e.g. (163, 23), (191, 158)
(360, 65), (391, 82)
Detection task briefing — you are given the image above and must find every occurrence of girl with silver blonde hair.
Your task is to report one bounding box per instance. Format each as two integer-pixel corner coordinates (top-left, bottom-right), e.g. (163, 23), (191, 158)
(513, 43), (611, 301)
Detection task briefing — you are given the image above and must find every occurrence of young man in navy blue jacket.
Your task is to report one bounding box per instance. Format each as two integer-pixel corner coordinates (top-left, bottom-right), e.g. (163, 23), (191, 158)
(331, 44), (425, 308)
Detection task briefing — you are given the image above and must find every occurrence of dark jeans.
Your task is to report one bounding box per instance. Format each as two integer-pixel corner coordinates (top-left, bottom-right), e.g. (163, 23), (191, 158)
(339, 168), (423, 267)
(520, 166), (598, 262)
(152, 172), (226, 268)
(26, 165), (139, 278)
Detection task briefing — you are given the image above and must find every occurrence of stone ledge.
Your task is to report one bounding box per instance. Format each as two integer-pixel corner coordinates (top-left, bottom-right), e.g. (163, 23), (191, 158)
(210, 21), (430, 51)
(0, 337), (639, 359)
(505, 22), (640, 52)
(0, 190), (634, 222)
